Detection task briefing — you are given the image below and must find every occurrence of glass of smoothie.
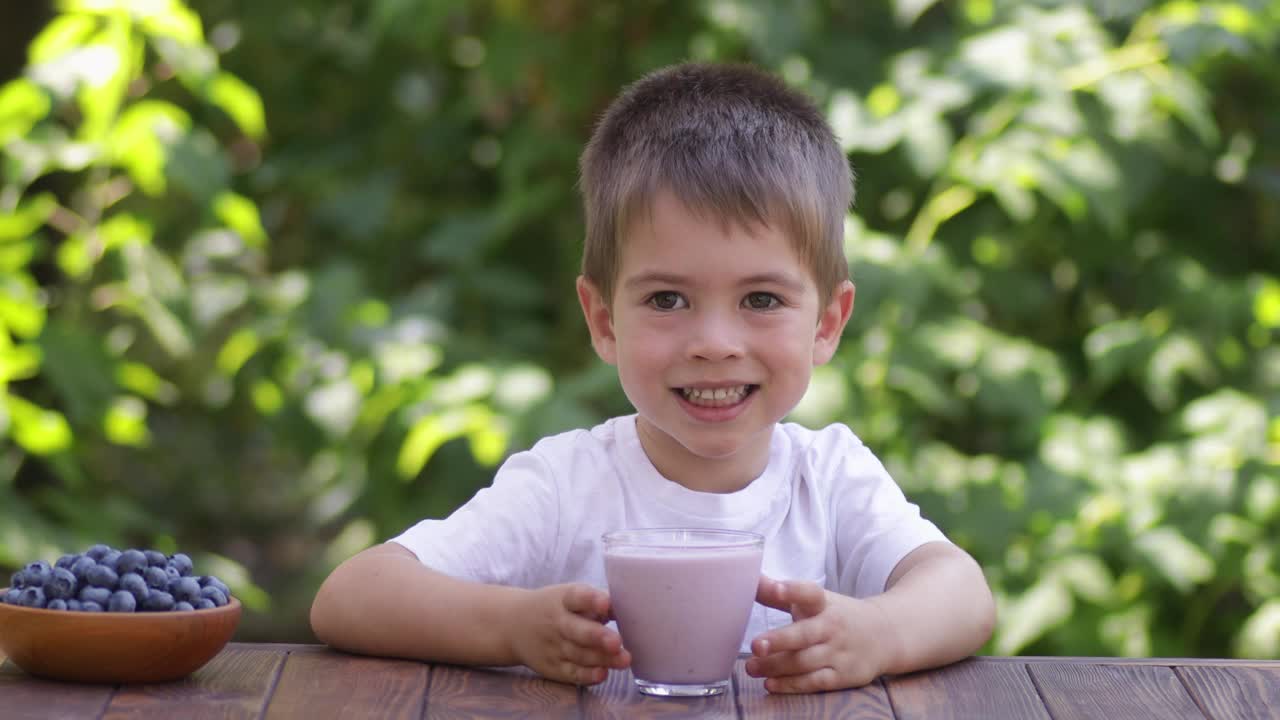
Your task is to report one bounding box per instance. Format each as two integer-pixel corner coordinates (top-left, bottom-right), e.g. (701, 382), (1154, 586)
(602, 528), (764, 697)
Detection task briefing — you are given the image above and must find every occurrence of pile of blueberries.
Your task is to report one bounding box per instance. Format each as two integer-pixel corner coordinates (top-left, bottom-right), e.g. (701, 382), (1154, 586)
(2, 544), (233, 613)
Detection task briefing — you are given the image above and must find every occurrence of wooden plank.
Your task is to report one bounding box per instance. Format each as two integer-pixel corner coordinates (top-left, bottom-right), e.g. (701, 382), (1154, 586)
(97, 646), (283, 720)
(0, 659), (115, 720)
(1176, 665), (1280, 720)
(1028, 662), (1207, 720)
(979, 655), (1280, 668)
(263, 649), (428, 719)
(580, 667), (736, 719)
(424, 664), (578, 719)
(735, 661), (894, 719)
(886, 657), (1051, 720)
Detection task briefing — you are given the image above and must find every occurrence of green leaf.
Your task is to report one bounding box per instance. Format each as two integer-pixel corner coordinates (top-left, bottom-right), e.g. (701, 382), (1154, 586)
(206, 72), (266, 140)
(116, 361), (179, 404)
(0, 343), (42, 383)
(4, 395), (72, 455)
(28, 14), (100, 64)
(216, 328), (260, 376)
(0, 273), (47, 339)
(1255, 278), (1280, 328)
(136, 1), (204, 44)
(0, 194), (57, 242)
(995, 577), (1073, 654)
(1084, 319), (1150, 387)
(213, 191), (267, 247)
(0, 239), (39, 273)
(108, 100), (192, 196)
(397, 408), (469, 479)
(1135, 527), (1214, 593)
(102, 395), (149, 446)
(75, 23), (136, 142)
(0, 79), (51, 143)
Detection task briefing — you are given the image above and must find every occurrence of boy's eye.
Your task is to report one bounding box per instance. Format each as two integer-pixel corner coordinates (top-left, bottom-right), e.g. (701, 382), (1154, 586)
(744, 292), (781, 310)
(647, 291), (687, 310)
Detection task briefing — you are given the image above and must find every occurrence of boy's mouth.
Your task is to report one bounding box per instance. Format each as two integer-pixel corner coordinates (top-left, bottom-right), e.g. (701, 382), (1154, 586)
(675, 384), (758, 407)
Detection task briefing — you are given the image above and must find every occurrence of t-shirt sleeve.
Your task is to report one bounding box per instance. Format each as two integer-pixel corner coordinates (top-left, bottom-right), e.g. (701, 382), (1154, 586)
(389, 449), (559, 589)
(818, 426), (948, 598)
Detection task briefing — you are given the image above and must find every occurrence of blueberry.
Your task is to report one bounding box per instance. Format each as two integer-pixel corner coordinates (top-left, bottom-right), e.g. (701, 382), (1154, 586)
(23, 561), (52, 589)
(144, 550), (168, 567)
(80, 601), (103, 612)
(101, 550), (122, 572)
(3, 588), (20, 604)
(108, 590), (137, 612)
(143, 565), (169, 589)
(209, 577), (231, 598)
(55, 554), (79, 570)
(142, 591), (174, 612)
(9, 570), (24, 590)
(85, 544), (113, 561)
(198, 586), (228, 607)
(174, 601), (195, 612)
(70, 555), (97, 582)
(65, 599), (82, 611)
(78, 586), (112, 606)
(18, 586), (46, 608)
(43, 567), (77, 600)
(119, 572), (149, 603)
(170, 577), (202, 604)
(194, 598), (216, 610)
(168, 553), (194, 577)
(46, 598), (68, 611)
(198, 576), (231, 596)
(117, 549), (148, 576)
(85, 564), (119, 589)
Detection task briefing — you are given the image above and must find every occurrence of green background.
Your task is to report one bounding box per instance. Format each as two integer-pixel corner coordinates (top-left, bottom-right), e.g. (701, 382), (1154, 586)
(1, 0), (1278, 658)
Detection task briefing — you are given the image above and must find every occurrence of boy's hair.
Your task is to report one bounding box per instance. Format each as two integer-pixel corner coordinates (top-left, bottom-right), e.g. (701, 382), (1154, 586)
(579, 62), (853, 305)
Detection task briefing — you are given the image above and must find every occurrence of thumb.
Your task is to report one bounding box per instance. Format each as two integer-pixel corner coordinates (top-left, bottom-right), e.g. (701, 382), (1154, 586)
(755, 574), (788, 609)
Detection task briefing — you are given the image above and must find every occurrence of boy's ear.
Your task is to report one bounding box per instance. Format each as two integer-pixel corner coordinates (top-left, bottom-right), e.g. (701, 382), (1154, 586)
(813, 280), (855, 366)
(577, 275), (618, 365)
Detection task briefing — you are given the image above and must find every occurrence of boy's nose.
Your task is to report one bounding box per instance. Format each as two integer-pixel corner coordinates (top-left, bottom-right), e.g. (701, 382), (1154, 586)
(685, 312), (745, 361)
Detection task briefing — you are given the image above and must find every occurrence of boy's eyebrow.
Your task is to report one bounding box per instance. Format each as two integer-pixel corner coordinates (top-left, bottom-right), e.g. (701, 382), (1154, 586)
(622, 271), (808, 291)
(623, 271), (689, 288)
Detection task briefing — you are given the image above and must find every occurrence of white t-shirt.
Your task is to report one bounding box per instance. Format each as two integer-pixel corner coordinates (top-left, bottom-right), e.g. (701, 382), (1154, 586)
(391, 415), (947, 650)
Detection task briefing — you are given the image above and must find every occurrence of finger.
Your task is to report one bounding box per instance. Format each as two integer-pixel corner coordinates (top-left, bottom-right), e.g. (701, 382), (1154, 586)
(746, 644), (829, 679)
(753, 616), (831, 656)
(781, 581), (828, 619)
(561, 613), (624, 654)
(557, 660), (609, 686)
(562, 584), (609, 620)
(755, 575), (786, 609)
(764, 667), (843, 694)
(562, 638), (632, 670)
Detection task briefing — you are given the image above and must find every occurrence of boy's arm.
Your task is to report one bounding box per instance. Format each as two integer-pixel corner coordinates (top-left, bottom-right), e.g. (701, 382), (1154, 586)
(871, 541), (996, 675)
(310, 542), (630, 684)
(747, 541), (995, 693)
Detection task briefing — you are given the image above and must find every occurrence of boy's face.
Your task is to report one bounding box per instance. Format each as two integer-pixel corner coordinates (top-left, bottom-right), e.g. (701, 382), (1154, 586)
(577, 191), (854, 489)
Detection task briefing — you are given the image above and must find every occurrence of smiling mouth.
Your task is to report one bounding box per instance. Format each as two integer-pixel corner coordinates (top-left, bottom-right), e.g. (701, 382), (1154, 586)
(676, 385), (758, 407)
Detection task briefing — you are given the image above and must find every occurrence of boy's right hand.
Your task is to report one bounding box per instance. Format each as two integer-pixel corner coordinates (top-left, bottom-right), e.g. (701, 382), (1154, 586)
(510, 583), (631, 686)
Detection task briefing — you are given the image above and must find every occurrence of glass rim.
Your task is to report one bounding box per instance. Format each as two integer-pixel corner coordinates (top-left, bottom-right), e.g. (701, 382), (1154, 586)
(601, 527), (764, 549)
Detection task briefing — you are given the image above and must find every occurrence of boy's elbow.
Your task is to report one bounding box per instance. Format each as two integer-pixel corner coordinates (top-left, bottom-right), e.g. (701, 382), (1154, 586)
(968, 557), (997, 647)
(309, 578), (340, 647)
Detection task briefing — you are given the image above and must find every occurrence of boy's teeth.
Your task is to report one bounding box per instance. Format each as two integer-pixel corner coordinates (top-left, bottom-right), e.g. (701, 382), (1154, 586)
(681, 385), (749, 406)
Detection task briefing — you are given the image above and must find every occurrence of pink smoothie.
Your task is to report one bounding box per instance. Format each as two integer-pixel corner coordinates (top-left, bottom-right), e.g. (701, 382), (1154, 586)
(605, 544), (764, 685)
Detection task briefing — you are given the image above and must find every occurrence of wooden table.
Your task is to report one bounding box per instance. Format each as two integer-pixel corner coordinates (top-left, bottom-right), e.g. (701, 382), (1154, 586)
(3, 644), (1278, 718)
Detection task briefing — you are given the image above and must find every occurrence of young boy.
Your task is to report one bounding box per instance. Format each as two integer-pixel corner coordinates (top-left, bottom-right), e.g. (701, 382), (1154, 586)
(311, 62), (995, 694)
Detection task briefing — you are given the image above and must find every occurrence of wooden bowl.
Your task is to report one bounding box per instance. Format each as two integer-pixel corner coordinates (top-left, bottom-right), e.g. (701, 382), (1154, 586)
(0, 590), (241, 683)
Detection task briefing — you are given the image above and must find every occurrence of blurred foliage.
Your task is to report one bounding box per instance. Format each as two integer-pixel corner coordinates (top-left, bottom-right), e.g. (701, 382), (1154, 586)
(1, 0), (1277, 656)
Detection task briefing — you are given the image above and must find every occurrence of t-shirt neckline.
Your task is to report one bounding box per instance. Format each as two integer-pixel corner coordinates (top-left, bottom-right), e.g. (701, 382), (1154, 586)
(614, 414), (789, 523)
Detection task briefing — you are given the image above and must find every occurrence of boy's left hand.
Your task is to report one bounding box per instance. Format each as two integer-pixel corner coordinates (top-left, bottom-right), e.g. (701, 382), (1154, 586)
(745, 575), (897, 694)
